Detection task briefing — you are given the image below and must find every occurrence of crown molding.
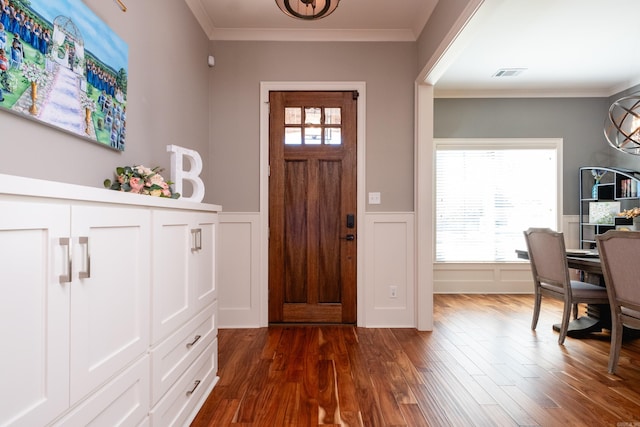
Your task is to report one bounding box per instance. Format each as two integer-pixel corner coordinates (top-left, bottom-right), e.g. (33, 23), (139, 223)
(185, 0), (419, 42)
(434, 88), (618, 99)
(209, 28), (416, 42)
(185, 0), (216, 38)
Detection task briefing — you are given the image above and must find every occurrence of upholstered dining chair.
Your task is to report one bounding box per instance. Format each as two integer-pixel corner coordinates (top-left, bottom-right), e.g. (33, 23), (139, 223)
(596, 230), (640, 374)
(523, 227), (610, 345)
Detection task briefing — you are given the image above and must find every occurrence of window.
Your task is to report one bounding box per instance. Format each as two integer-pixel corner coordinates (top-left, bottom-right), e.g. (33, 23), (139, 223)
(435, 139), (561, 262)
(284, 106), (342, 145)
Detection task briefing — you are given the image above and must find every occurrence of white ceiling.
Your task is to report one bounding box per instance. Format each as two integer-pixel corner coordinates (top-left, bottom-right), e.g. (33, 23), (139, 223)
(185, 0), (640, 98)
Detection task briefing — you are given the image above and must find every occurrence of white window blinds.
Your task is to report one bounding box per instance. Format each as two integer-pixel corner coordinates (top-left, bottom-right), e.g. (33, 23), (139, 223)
(435, 140), (559, 262)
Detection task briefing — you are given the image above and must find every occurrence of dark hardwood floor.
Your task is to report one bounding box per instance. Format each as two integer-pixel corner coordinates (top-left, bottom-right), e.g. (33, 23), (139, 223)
(191, 294), (640, 426)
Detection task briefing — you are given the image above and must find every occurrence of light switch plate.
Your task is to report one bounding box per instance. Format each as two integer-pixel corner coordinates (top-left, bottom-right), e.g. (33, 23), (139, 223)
(368, 192), (381, 204)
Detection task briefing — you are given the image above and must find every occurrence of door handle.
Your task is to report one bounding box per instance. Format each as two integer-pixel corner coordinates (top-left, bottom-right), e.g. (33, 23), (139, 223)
(78, 237), (91, 279)
(191, 228), (202, 251)
(341, 234), (355, 241)
(59, 237), (72, 284)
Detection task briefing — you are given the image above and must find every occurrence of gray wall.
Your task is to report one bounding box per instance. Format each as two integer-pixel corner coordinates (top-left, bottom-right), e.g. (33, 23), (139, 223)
(434, 97), (613, 215)
(207, 41), (417, 212)
(0, 0), (212, 201)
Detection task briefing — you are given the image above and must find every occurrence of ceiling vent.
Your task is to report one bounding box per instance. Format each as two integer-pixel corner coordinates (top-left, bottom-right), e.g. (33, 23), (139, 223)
(492, 68), (527, 77)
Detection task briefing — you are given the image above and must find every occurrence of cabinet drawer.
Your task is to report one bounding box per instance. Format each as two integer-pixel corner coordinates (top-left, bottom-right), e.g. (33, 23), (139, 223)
(50, 355), (150, 427)
(151, 302), (217, 404)
(150, 339), (218, 427)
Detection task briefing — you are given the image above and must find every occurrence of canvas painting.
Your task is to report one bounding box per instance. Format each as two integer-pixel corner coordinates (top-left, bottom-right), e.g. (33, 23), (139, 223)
(0, 0), (128, 150)
(589, 201), (621, 225)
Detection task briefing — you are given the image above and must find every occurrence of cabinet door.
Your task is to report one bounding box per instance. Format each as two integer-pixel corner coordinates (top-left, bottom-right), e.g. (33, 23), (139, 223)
(69, 205), (150, 403)
(0, 201), (70, 426)
(152, 210), (193, 343)
(192, 212), (217, 313)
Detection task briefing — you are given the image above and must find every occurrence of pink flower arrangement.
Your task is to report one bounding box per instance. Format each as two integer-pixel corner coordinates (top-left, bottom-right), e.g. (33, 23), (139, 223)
(104, 165), (180, 199)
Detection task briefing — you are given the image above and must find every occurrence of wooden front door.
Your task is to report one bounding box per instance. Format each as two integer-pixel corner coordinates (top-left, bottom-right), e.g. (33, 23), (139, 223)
(269, 91), (357, 323)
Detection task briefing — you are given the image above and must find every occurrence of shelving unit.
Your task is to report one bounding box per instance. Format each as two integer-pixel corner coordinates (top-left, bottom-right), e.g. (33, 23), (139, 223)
(579, 166), (640, 249)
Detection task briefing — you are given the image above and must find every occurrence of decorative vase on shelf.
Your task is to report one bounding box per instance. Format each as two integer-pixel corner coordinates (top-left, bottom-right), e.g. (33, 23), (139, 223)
(590, 170), (607, 199)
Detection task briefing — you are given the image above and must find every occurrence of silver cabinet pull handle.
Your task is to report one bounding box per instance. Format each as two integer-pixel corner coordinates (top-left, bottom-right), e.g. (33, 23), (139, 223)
(186, 335), (202, 349)
(191, 228), (202, 251)
(59, 237), (72, 284)
(186, 380), (201, 396)
(78, 237), (91, 279)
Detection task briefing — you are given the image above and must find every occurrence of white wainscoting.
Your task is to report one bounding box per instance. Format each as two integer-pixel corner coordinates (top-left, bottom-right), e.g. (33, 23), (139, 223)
(363, 213), (416, 327)
(434, 215), (580, 294)
(218, 212), (416, 328)
(219, 213), (578, 325)
(563, 215), (580, 249)
(434, 263), (533, 294)
(218, 213), (261, 328)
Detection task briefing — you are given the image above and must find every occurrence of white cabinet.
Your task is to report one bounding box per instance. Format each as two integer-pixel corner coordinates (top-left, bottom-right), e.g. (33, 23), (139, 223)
(69, 205), (151, 403)
(150, 340), (218, 426)
(150, 302), (217, 404)
(0, 174), (220, 427)
(192, 213), (217, 314)
(151, 210), (219, 424)
(0, 201), (70, 427)
(151, 211), (217, 344)
(0, 201), (151, 427)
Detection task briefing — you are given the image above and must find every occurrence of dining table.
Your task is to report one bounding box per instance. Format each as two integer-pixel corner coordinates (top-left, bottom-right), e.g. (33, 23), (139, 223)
(516, 248), (611, 337)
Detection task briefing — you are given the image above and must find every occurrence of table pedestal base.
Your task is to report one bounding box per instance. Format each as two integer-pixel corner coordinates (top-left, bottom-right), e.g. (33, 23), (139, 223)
(553, 316), (603, 336)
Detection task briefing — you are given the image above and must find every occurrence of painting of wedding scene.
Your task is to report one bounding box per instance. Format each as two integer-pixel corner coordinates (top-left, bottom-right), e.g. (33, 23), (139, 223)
(0, 0), (128, 150)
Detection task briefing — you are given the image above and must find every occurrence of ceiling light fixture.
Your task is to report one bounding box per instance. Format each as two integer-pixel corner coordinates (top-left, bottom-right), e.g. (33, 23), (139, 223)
(275, 0), (340, 20)
(604, 92), (640, 155)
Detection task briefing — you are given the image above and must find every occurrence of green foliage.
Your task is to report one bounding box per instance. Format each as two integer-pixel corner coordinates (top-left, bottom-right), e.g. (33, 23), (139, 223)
(6, 72), (19, 92)
(117, 68), (127, 95)
(0, 70), (26, 107)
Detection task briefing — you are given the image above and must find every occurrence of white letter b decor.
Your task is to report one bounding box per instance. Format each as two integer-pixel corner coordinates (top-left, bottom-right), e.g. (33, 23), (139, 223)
(167, 144), (205, 202)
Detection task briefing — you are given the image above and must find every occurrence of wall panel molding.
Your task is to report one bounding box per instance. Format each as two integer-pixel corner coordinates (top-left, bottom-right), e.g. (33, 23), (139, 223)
(218, 213), (261, 328)
(434, 215), (579, 293)
(364, 212), (415, 327)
